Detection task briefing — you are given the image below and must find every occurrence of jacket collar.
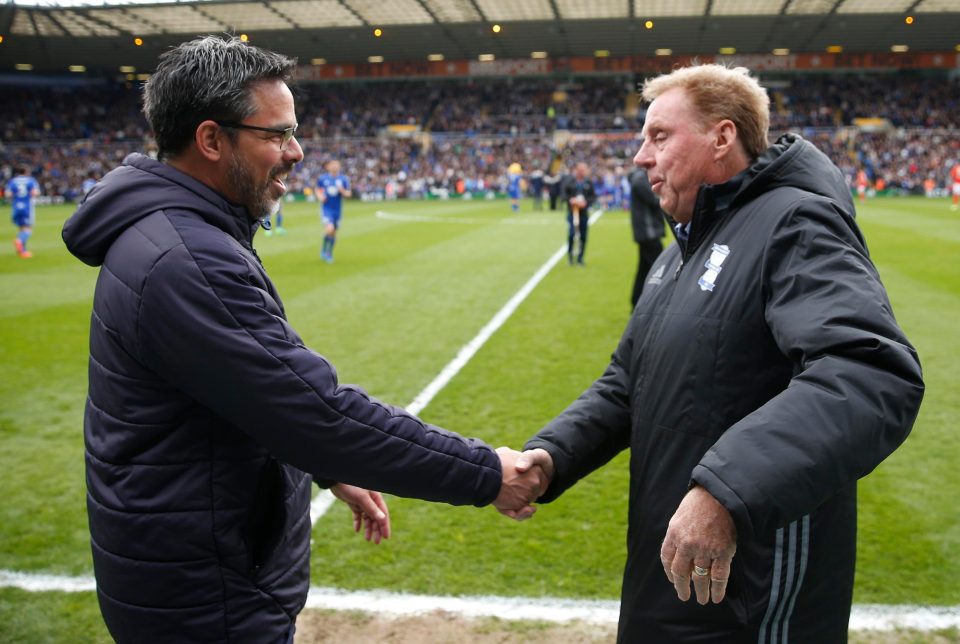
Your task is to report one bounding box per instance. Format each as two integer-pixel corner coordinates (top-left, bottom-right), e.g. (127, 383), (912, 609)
(126, 154), (260, 245)
(680, 167), (750, 258)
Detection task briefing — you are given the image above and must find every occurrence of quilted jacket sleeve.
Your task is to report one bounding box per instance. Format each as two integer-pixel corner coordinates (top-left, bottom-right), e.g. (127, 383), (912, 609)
(137, 234), (502, 507)
(691, 197), (924, 539)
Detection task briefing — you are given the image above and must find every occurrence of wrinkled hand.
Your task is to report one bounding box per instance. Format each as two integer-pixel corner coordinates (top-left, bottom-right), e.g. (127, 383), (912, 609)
(330, 483), (391, 545)
(660, 485), (737, 605)
(493, 447), (549, 521)
(492, 447), (555, 521)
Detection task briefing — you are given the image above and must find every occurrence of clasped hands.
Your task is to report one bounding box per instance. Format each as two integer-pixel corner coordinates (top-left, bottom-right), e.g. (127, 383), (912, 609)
(492, 447), (555, 521)
(327, 446), (554, 545)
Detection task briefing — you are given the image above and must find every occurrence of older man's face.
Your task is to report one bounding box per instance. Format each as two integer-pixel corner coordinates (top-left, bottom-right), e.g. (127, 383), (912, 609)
(223, 79), (303, 219)
(633, 88), (717, 224)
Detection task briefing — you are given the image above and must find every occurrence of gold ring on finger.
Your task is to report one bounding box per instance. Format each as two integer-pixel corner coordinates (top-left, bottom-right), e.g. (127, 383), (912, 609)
(693, 565), (710, 577)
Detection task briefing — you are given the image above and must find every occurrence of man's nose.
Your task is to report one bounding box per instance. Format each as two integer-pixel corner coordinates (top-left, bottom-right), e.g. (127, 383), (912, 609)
(286, 135), (305, 163)
(633, 143), (652, 168)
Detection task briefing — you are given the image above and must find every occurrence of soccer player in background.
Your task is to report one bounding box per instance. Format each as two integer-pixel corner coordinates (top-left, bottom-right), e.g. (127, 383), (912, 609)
(6, 166), (41, 258)
(855, 167), (870, 201)
(81, 171), (99, 197)
(317, 159), (351, 262)
(264, 204), (285, 236)
(950, 161), (960, 211)
(507, 162), (523, 212)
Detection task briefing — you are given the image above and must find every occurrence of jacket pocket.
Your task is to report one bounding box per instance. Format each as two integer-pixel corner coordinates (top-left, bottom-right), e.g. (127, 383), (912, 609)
(242, 458), (287, 574)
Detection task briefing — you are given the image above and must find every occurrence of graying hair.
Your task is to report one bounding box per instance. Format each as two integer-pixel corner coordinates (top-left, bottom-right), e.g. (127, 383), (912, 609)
(642, 64), (770, 160)
(143, 35), (296, 160)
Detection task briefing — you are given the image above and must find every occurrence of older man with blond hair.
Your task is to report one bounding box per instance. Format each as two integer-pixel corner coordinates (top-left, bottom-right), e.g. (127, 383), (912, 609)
(508, 64), (924, 643)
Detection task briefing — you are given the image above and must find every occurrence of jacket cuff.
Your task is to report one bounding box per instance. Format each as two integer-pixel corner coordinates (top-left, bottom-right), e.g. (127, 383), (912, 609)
(691, 464), (755, 541)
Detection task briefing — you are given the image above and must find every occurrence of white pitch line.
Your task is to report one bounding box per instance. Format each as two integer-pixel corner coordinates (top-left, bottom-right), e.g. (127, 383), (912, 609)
(0, 569), (96, 593)
(406, 208), (605, 417)
(0, 569), (956, 632)
(303, 587), (619, 623)
(310, 488), (336, 525)
(375, 210), (561, 225)
(311, 209), (604, 525)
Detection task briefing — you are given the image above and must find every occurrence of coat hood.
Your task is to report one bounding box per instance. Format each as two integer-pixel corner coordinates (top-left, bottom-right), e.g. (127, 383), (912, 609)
(63, 153), (257, 267)
(735, 132), (855, 217)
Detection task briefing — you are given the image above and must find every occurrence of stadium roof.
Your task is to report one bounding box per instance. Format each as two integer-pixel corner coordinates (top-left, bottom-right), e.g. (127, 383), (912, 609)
(1, 0), (958, 74)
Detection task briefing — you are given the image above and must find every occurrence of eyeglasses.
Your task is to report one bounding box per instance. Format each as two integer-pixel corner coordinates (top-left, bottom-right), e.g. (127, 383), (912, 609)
(215, 120), (298, 151)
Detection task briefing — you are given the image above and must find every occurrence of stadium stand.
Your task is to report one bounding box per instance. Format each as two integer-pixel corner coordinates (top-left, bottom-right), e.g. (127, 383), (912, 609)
(2, 73), (959, 202)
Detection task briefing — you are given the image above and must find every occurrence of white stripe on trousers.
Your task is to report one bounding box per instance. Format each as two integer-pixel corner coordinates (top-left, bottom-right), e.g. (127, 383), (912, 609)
(758, 515), (811, 643)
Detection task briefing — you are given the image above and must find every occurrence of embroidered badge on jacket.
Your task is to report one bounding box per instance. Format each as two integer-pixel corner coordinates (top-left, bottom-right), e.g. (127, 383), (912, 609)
(698, 244), (730, 292)
(647, 264), (665, 286)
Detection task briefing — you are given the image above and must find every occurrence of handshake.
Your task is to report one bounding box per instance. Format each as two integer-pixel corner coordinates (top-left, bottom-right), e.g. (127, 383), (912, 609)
(332, 446), (556, 545)
(492, 447), (555, 521)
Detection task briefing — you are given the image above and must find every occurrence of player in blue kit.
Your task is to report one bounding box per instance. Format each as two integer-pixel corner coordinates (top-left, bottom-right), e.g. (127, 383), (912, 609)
(507, 162), (523, 212)
(263, 205), (285, 236)
(317, 159), (351, 262)
(81, 171), (99, 197)
(6, 167), (41, 258)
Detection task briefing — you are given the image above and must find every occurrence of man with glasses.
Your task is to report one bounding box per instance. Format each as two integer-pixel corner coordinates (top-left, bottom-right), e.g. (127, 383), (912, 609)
(62, 36), (545, 643)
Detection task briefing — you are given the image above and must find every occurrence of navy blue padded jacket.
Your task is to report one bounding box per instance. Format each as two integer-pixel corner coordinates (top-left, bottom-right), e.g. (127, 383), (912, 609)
(63, 153), (502, 643)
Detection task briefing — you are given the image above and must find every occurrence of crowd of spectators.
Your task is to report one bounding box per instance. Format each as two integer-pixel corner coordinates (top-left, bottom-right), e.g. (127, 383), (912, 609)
(2, 72), (958, 202)
(768, 74), (960, 130)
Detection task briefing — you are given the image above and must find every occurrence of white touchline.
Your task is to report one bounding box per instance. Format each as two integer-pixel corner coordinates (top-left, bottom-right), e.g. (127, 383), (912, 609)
(310, 488), (336, 524)
(0, 569), (956, 631)
(19, 209), (951, 632)
(312, 210), (606, 525)
(406, 208), (604, 418)
(375, 210), (561, 225)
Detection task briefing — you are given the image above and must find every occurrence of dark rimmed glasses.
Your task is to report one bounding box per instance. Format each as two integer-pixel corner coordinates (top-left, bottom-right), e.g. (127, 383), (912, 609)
(215, 120), (298, 151)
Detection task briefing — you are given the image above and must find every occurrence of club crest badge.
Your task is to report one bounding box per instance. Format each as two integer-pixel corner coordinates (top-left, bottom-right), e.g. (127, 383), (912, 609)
(647, 264), (665, 286)
(698, 244), (730, 292)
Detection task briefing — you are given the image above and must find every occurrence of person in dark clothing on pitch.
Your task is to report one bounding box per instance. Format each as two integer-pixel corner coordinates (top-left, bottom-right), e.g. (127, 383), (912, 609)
(628, 167), (666, 307)
(545, 165), (563, 211)
(62, 36), (545, 643)
(501, 63), (923, 643)
(528, 162), (545, 211)
(562, 162), (598, 265)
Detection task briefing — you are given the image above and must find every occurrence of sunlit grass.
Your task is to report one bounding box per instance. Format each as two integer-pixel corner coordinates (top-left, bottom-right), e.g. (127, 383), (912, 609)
(0, 196), (955, 640)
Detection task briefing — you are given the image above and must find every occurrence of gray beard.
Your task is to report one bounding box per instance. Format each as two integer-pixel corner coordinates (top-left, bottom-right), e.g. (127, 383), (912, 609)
(226, 153), (276, 220)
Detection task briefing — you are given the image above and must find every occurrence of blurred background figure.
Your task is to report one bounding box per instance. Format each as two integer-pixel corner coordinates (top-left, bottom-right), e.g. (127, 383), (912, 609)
(562, 161), (597, 266)
(528, 161), (545, 211)
(950, 161), (960, 211)
(317, 159), (351, 263)
(263, 204), (286, 236)
(628, 167), (666, 308)
(81, 171), (99, 197)
(6, 166), (41, 258)
(507, 162), (523, 212)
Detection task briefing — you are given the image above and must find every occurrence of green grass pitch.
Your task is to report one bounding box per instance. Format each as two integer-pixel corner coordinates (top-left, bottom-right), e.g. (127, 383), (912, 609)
(0, 196), (957, 640)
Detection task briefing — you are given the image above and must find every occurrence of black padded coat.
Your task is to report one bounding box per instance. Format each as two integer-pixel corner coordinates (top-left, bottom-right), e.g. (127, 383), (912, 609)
(526, 134), (924, 643)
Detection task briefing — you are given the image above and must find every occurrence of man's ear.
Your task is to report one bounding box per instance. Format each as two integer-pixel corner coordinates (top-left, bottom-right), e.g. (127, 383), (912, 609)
(713, 119), (738, 161)
(195, 120), (224, 162)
